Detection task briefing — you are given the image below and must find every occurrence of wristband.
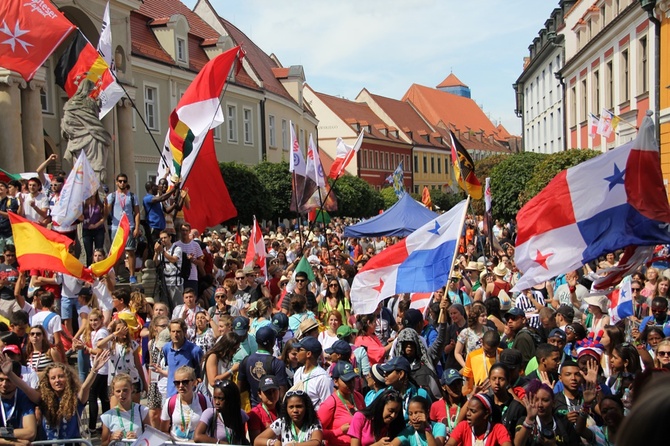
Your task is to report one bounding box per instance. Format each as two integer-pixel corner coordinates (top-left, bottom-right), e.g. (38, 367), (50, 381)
(522, 420), (535, 430)
(569, 285), (576, 292)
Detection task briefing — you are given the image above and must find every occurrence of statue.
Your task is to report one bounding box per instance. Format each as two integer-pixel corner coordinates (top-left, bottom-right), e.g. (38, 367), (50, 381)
(61, 79), (112, 183)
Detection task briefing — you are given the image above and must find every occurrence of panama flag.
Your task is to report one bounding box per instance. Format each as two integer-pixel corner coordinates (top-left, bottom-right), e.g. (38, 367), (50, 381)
(329, 131), (364, 179)
(608, 278), (634, 323)
(351, 200), (468, 315)
(513, 115), (670, 292)
(244, 216), (267, 282)
(157, 46), (242, 183)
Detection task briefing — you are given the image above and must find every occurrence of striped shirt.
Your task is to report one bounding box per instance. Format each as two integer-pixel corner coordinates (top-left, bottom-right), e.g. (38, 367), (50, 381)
(515, 291), (546, 329)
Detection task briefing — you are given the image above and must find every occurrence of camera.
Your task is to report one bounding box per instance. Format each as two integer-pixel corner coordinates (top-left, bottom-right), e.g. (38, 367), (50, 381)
(0, 425), (15, 439)
(540, 427), (555, 440)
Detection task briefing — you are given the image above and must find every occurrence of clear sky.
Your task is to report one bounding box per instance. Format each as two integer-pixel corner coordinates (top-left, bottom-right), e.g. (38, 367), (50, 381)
(183, 0), (560, 135)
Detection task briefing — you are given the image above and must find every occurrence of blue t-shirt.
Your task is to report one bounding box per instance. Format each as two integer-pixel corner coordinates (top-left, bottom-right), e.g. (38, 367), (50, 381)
(402, 384), (430, 420)
(42, 401), (85, 440)
(1, 389), (35, 429)
(143, 194), (165, 230)
(396, 422), (447, 446)
(107, 191), (136, 230)
(163, 340), (203, 397)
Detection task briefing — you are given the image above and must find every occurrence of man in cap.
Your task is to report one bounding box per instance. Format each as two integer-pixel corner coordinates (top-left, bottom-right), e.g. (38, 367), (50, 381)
(429, 368), (467, 432)
(336, 325), (371, 387)
(554, 359), (585, 422)
(293, 337), (333, 410)
(556, 305), (575, 330)
(380, 356), (429, 419)
(501, 307), (537, 369)
(247, 375), (281, 444)
(270, 312), (292, 356)
(525, 328), (568, 376)
(500, 349), (527, 399)
(238, 326), (287, 408)
(231, 316), (258, 365)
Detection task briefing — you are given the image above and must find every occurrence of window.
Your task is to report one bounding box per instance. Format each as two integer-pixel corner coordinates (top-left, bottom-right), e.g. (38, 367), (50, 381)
(362, 150), (367, 168)
(593, 70), (600, 111)
(227, 105), (237, 142)
(445, 158), (449, 175)
(581, 79), (587, 122)
(431, 157), (435, 174)
(281, 119), (288, 150)
(299, 129), (305, 152)
(606, 61), (614, 109)
(213, 125), (221, 141)
(437, 156), (442, 174)
(639, 36), (648, 93)
(40, 61), (52, 113)
(414, 155), (418, 173)
(144, 85), (159, 131)
(570, 86), (577, 127)
(375, 152), (379, 169)
(176, 38), (186, 62)
(243, 108), (253, 144)
(268, 115), (276, 147)
(384, 153), (389, 170)
(600, 5), (607, 27)
(423, 155), (427, 173)
(621, 48), (629, 102)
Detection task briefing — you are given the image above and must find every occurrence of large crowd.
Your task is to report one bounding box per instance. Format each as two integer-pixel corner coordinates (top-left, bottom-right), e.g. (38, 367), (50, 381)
(0, 157), (668, 446)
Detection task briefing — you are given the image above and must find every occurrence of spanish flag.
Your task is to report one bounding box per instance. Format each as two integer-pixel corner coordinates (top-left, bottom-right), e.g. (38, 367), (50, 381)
(90, 213), (129, 277)
(421, 186), (433, 210)
(9, 213), (92, 281)
(449, 130), (482, 199)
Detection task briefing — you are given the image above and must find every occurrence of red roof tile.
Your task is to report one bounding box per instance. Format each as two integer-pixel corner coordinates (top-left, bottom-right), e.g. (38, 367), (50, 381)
(495, 123), (512, 139)
(139, 0), (219, 40)
(130, 12), (175, 66)
(402, 83), (504, 138)
(436, 73), (468, 89)
(272, 67), (290, 79)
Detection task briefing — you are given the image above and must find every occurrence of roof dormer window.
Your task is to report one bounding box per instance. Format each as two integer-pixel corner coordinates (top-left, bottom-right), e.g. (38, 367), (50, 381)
(177, 37), (186, 62)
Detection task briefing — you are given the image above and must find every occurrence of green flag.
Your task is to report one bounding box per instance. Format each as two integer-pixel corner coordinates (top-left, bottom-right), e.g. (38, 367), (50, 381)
(294, 255), (315, 282)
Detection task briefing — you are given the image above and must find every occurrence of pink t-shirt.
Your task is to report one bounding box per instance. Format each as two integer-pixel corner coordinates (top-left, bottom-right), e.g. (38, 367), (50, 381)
(348, 412), (388, 446)
(317, 392), (366, 446)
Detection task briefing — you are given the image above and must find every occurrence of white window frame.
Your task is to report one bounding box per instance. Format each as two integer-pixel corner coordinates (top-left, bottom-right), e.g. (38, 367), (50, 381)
(281, 119), (288, 150)
(213, 125), (222, 141)
(227, 104), (237, 142)
(40, 61), (53, 114)
(144, 83), (160, 132)
(243, 107), (253, 145)
(269, 114), (276, 147)
(176, 37), (187, 63)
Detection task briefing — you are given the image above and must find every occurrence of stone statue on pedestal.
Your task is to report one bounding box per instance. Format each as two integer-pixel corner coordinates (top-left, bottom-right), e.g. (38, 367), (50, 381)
(61, 79), (112, 183)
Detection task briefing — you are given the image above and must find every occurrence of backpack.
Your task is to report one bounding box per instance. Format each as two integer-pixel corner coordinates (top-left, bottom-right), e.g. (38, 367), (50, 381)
(167, 392), (208, 421)
(519, 327), (543, 347)
(410, 362), (442, 402)
(170, 245), (191, 282)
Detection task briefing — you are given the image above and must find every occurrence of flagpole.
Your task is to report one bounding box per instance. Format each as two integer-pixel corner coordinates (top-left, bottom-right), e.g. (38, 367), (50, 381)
(447, 196), (471, 281)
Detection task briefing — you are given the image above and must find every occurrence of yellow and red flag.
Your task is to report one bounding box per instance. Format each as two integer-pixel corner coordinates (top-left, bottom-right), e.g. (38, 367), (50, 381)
(421, 186), (433, 210)
(449, 130), (482, 199)
(9, 212), (92, 281)
(90, 213), (129, 277)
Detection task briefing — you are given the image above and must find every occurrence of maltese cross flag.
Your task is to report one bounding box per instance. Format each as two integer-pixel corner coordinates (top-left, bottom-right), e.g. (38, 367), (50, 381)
(0, 0), (75, 82)
(513, 114), (670, 292)
(351, 200), (468, 315)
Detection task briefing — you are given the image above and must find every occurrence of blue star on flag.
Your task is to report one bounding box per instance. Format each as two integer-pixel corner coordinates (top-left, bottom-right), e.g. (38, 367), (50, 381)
(604, 164), (625, 190)
(428, 221), (441, 236)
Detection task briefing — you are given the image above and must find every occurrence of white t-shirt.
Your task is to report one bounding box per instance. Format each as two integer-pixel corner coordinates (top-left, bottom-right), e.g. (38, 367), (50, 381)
(58, 274), (84, 299)
(173, 241), (202, 281)
(21, 365), (39, 389)
(160, 394), (212, 440)
(108, 340), (140, 385)
(30, 311), (62, 344)
(20, 192), (48, 223)
(101, 403), (149, 437)
(292, 366), (333, 410)
(92, 328), (110, 375)
(93, 275), (114, 311)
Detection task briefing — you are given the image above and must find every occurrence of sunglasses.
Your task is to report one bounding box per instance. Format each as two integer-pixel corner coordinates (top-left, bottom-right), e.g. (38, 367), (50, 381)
(173, 379), (192, 387)
(631, 288), (641, 292)
(329, 283), (339, 287)
(657, 351), (670, 357)
(117, 179), (128, 183)
(285, 390), (306, 398)
(29, 332), (42, 336)
(214, 379), (233, 388)
(295, 279), (306, 283)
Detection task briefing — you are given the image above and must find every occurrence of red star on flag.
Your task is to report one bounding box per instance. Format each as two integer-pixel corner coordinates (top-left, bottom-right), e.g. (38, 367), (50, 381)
(534, 250), (553, 269)
(373, 278), (385, 294)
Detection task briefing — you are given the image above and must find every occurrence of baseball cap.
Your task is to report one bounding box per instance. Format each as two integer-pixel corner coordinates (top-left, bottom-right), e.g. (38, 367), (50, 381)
(259, 375), (280, 392)
(402, 309), (424, 329)
(294, 337), (323, 356)
(332, 361), (358, 382)
(2, 345), (21, 356)
(270, 313), (289, 333)
(325, 340), (352, 357)
(500, 349), (523, 369)
(440, 368), (463, 386)
(256, 326), (276, 347)
(556, 305), (575, 322)
(505, 307), (525, 319)
(379, 356), (411, 374)
(232, 316), (250, 336)
(548, 328), (567, 342)
(336, 325), (358, 339)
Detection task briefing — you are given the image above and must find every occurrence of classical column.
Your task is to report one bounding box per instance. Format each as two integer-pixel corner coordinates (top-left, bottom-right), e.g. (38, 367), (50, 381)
(0, 72), (26, 172)
(117, 98), (136, 183)
(102, 108), (116, 189)
(21, 80), (46, 171)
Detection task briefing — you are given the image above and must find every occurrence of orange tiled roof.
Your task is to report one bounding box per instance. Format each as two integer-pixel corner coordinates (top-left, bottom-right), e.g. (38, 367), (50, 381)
(436, 73), (468, 89)
(139, 0), (219, 39)
(130, 12), (174, 66)
(402, 83), (502, 138)
(495, 123), (512, 139)
(434, 126), (508, 154)
(272, 67), (290, 79)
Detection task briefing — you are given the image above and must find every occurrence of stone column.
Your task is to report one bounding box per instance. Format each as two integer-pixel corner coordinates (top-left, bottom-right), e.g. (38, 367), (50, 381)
(117, 98), (136, 184)
(21, 80), (45, 171)
(0, 72), (26, 172)
(102, 108), (116, 189)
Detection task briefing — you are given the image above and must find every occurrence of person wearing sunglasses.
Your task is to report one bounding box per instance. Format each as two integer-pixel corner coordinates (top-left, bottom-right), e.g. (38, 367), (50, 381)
(160, 365), (212, 440)
(317, 361), (365, 446)
(195, 378), (248, 444)
(105, 173), (140, 284)
(639, 297), (670, 339)
(653, 338), (670, 369)
(253, 388), (323, 446)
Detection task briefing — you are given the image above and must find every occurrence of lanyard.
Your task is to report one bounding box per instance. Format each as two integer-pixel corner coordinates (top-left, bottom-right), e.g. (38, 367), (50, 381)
(261, 403), (276, 423)
(536, 416), (557, 439)
(0, 393), (17, 427)
(180, 398), (191, 433)
(291, 422), (308, 443)
(444, 401), (460, 431)
(218, 412), (232, 443)
(470, 422), (491, 446)
(336, 391), (357, 414)
(116, 403), (135, 435)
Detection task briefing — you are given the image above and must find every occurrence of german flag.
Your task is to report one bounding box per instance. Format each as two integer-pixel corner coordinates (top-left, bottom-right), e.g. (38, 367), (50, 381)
(90, 213), (129, 277)
(9, 213), (92, 281)
(449, 130), (483, 199)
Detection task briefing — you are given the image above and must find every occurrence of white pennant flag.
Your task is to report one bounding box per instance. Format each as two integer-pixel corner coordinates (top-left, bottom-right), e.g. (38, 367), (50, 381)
(289, 121), (306, 176)
(97, 1), (115, 72)
(51, 152), (100, 229)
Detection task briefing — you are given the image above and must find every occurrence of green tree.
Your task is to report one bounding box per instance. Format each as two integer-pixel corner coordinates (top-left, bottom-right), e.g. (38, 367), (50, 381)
(431, 188), (465, 212)
(380, 187), (399, 209)
(254, 160), (292, 219)
(490, 152), (547, 221)
(471, 154), (508, 214)
(331, 176), (383, 218)
(521, 149), (601, 205)
(219, 162), (269, 224)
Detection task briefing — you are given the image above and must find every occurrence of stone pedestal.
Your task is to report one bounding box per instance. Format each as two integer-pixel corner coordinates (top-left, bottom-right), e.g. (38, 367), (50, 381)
(21, 80), (45, 171)
(0, 73), (26, 172)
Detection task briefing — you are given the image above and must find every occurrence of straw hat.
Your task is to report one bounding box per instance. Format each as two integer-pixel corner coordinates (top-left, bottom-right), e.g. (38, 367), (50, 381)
(493, 262), (509, 277)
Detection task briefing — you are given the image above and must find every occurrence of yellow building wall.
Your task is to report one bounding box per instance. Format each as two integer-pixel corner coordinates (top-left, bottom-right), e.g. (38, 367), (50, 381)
(412, 149), (451, 194)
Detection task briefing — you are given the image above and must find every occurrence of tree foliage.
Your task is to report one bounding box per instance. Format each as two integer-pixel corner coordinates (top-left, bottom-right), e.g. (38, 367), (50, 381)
(470, 154), (508, 214)
(489, 152), (547, 221)
(254, 160), (292, 219)
(331, 176), (384, 218)
(431, 189), (465, 212)
(520, 149), (602, 205)
(220, 162), (269, 224)
(380, 187), (399, 210)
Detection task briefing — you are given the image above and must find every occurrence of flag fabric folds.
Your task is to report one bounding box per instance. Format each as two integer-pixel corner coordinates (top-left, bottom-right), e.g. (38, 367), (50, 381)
(609, 278), (633, 323)
(0, 0), (75, 82)
(588, 113), (599, 138)
(54, 29), (123, 119)
(51, 151), (100, 229)
(244, 216), (268, 281)
(289, 122), (311, 213)
(301, 134), (326, 212)
(294, 255), (316, 282)
(596, 109), (620, 138)
(9, 212), (92, 281)
(391, 161), (405, 198)
(351, 200), (469, 315)
(97, 1), (114, 71)
(421, 186), (432, 210)
(591, 245), (655, 290)
(157, 46), (242, 184)
(329, 131), (364, 179)
(90, 214), (129, 277)
(449, 131), (482, 199)
(484, 178), (492, 212)
(513, 115), (670, 292)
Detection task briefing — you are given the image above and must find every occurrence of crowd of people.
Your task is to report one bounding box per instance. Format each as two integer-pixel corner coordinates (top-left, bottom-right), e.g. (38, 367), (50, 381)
(0, 156), (668, 445)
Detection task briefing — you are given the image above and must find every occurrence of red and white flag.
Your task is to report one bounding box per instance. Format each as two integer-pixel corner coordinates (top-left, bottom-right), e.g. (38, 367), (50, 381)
(588, 113), (599, 138)
(329, 131), (364, 179)
(244, 216), (267, 281)
(0, 0), (75, 82)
